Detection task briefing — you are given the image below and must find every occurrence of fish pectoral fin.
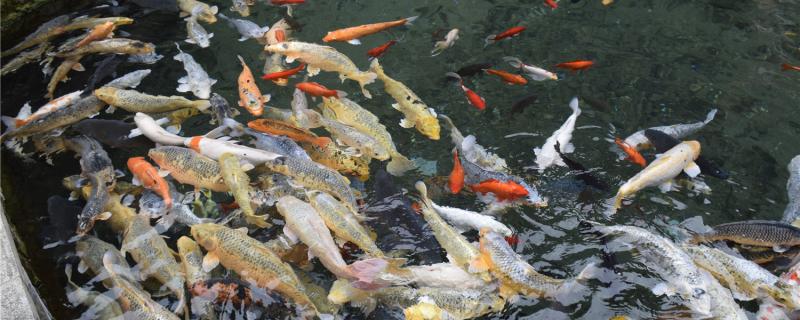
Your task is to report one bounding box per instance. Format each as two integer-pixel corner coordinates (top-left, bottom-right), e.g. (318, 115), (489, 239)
(285, 56), (296, 64)
(239, 162), (255, 172)
(398, 118), (414, 129)
(346, 39), (362, 45)
(651, 282), (676, 297)
(468, 253), (491, 273)
(307, 66), (320, 76)
(177, 83), (192, 92)
(391, 103), (401, 111)
(498, 283), (518, 300)
(260, 94), (271, 103)
(177, 76), (189, 84)
(71, 63), (85, 72)
(131, 177), (142, 186)
(773, 245), (789, 253)
(202, 252), (220, 272)
(185, 38), (196, 44)
(282, 225), (298, 243)
(684, 161), (701, 178)
(77, 260), (88, 274)
(96, 212), (112, 221)
(658, 180), (673, 193)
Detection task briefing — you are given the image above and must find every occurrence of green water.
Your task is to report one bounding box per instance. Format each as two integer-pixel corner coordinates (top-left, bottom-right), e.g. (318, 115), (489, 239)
(2, 0), (799, 318)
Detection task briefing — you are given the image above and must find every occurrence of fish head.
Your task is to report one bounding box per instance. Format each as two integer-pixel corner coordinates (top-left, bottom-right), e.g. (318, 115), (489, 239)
(76, 216), (97, 236)
(764, 282), (800, 310)
(190, 223), (220, 251)
(417, 117), (441, 140)
(506, 181), (530, 199)
(92, 87), (116, 102)
(147, 148), (166, 165)
(682, 285), (711, 318)
(327, 279), (366, 304)
(192, 84), (212, 100)
(683, 140), (701, 158)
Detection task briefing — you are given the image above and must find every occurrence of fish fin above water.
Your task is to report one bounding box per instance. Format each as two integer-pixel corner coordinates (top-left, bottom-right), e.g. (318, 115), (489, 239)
(202, 252), (219, 272)
(651, 282), (676, 297)
(658, 180), (673, 193)
(684, 161), (701, 178)
(346, 39), (362, 45)
(177, 76), (188, 84)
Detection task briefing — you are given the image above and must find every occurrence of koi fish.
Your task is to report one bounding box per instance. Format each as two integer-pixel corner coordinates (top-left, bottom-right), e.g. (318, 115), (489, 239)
(556, 60), (594, 71)
(484, 26), (525, 47)
(449, 149), (465, 194)
(624, 109), (717, 150)
(614, 137), (647, 167)
(75, 21), (115, 48)
(503, 56), (558, 81)
(261, 63), (305, 80)
(296, 82), (345, 98)
(236, 55), (269, 116)
(470, 179), (529, 202)
(445, 72), (486, 110)
(485, 69), (527, 85)
(177, 0), (218, 23)
(323, 16), (418, 45)
(248, 118), (332, 148)
(1, 91), (82, 130)
(456, 62), (492, 77)
(127, 157), (172, 208)
(534, 97), (581, 171)
(544, 0), (558, 9)
(431, 28), (459, 57)
(367, 40), (397, 60)
(371, 59), (440, 140)
(782, 63), (800, 72)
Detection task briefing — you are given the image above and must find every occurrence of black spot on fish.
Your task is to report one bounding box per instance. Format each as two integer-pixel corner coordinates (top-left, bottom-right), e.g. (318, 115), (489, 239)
(132, 41), (145, 48)
(406, 96), (411, 101)
(281, 43), (289, 49)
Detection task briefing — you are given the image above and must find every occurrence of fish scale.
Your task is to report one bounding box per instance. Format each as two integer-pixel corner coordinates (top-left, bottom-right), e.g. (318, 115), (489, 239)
(65, 136), (115, 235)
(263, 155), (357, 209)
(691, 220), (800, 247)
(480, 231), (564, 297)
(149, 146), (227, 192)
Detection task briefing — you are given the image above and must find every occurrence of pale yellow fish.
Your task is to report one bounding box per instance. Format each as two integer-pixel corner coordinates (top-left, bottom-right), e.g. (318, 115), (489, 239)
(265, 41), (377, 98)
(218, 153), (271, 227)
(94, 87), (210, 113)
(370, 59), (440, 140)
(262, 155), (357, 210)
(300, 141), (371, 181)
(304, 110), (389, 161)
(307, 190), (383, 257)
(177, 0), (218, 23)
(176, 236), (217, 320)
(101, 252), (180, 320)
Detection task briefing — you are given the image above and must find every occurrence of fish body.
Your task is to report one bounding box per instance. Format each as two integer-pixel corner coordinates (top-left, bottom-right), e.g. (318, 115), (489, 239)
(624, 109), (717, 150)
(248, 118), (331, 148)
(229, 0), (250, 17)
(323, 16), (417, 44)
(300, 141), (371, 180)
(445, 72), (486, 110)
(555, 60), (594, 71)
(701, 270), (747, 320)
(262, 19), (293, 85)
(503, 56), (558, 81)
(320, 96), (416, 176)
(86, 55), (124, 92)
(95, 87), (210, 113)
(553, 141), (609, 191)
(64, 136), (115, 235)
(2, 90), (81, 130)
(304, 110), (389, 160)
(190, 223), (318, 315)
(308, 190), (383, 257)
(262, 63), (305, 81)
(484, 26), (525, 46)
(456, 63), (492, 78)
(329, 280), (503, 318)
(439, 114), (508, 172)
(219, 14), (269, 41)
(266, 18), (292, 45)
(690, 220), (800, 249)
(247, 129), (310, 160)
(432, 203), (511, 236)
(132, 112), (186, 146)
(76, 21), (115, 48)
(46, 57), (83, 99)
(236, 55), (268, 116)
(404, 302), (458, 320)
(459, 153), (545, 206)
(644, 129), (728, 179)
(0, 43), (50, 76)
(449, 149), (465, 194)
(176, 236), (216, 320)
(295, 82), (343, 98)
(75, 236), (137, 286)
(177, 0), (218, 23)
(379, 263), (486, 289)
(121, 215), (186, 314)
(2, 16), (133, 57)
(128, 157), (172, 208)
(148, 146), (227, 191)
(614, 137), (647, 167)
(101, 253), (180, 320)
(783, 63), (800, 72)
(128, 51), (164, 64)
(534, 97), (581, 171)
(416, 182), (491, 282)
(431, 28), (459, 56)
(478, 229), (565, 297)
(174, 43), (216, 99)
(265, 156), (357, 210)
(65, 265), (124, 320)
(783, 155), (800, 226)
(218, 153), (270, 227)
(185, 14), (213, 48)
(275, 196), (387, 287)
(368, 40), (397, 59)
(683, 244), (800, 309)
(590, 224), (712, 317)
(370, 59), (440, 140)
(544, 0), (558, 9)
(264, 41), (377, 98)
(186, 135), (281, 167)
(56, 38), (154, 58)
(611, 141), (701, 211)
(470, 179), (529, 202)
(485, 69), (527, 85)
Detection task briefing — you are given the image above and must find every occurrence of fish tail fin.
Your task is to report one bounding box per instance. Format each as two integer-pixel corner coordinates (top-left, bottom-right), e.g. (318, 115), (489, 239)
(569, 96), (581, 115)
(173, 288), (187, 315)
(444, 72), (463, 85)
(606, 194), (622, 216)
(1, 116), (18, 130)
(358, 72), (377, 99)
(237, 54), (247, 67)
(387, 153), (415, 176)
(484, 35), (496, 48)
(347, 258), (389, 289)
(703, 108), (717, 124)
(368, 58), (384, 76)
(781, 63), (791, 71)
(404, 16), (419, 25)
(503, 56), (523, 69)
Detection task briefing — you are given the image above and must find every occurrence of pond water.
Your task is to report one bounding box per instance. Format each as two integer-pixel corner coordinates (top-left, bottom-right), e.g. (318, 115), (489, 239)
(1, 0), (799, 319)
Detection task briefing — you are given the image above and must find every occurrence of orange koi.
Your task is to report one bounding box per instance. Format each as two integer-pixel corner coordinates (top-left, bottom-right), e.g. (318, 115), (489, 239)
(295, 82), (345, 98)
(544, 0), (558, 9)
(469, 179), (529, 201)
(323, 16), (418, 45)
(782, 63), (800, 72)
(367, 40), (397, 59)
(127, 157), (172, 208)
(75, 21), (115, 48)
(614, 137), (647, 167)
(556, 60), (594, 71)
(247, 119), (332, 148)
(485, 69), (527, 85)
(237, 55), (269, 116)
(446, 72), (486, 110)
(484, 26), (525, 46)
(261, 63), (305, 80)
(449, 149), (465, 194)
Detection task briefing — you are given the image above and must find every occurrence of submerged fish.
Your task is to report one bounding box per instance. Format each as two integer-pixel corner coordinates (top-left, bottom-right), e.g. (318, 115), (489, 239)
(148, 146), (227, 192)
(229, 0), (250, 17)
(218, 152), (270, 227)
(174, 43), (217, 99)
(2, 90), (82, 130)
(329, 279), (504, 319)
(248, 118), (331, 148)
(263, 155), (357, 210)
(644, 129), (728, 179)
(246, 129), (310, 160)
(690, 220), (800, 250)
(783, 155), (800, 226)
(101, 253), (180, 319)
(308, 190), (383, 257)
(303, 110), (389, 161)
(185, 8), (214, 48)
(320, 96), (416, 176)
(554, 141), (609, 191)
(177, 0), (218, 23)
(416, 181), (492, 282)
(370, 59), (440, 140)
(322, 16), (417, 45)
(128, 156), (171, 208)
(94, 87), (211, 113)
(586, 223), (712, 317)
(456, 62), (492, 78)
(432, 202), (512, 236)
(64, 265), (124, 320)
(378, 262), (486, 290)
(624, 109), (717, 150)
(264, 41), (377, 98)
(55, 38), (154, 58)
(75, 235), (137, 287)
(300, 140), (370, 180)
(439, 114), (508, 173)
(683, 244), (800, 310)
(610, 141), (702, 212)
(700, 269), (747, 320)
(46, 57), (84, 99)
(504, 56), (558, 81)
(484, 26), (525, 47)
(534, 97), (581, 172)
(176, 236), (217, 320)
(86, 55), (124, 92)
(2, 16), (133, 57)
(431, 28), (459, 57)
(0, 43), (50, 76)
(64, 136), (115, 235)
(219, 14), (269, 41)
(190, 223), (319, 316)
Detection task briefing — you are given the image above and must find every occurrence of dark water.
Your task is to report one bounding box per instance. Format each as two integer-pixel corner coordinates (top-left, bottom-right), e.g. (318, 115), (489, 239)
(2, 0), (799, 319)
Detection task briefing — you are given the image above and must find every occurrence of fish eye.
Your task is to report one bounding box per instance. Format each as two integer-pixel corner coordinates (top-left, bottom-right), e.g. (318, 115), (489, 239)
(692, 288), (706, 298)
